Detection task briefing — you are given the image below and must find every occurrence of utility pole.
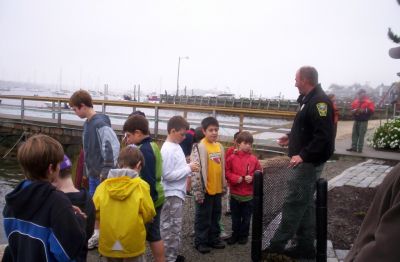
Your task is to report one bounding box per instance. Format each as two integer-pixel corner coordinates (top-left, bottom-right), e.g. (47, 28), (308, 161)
(176, 56), (189, 97)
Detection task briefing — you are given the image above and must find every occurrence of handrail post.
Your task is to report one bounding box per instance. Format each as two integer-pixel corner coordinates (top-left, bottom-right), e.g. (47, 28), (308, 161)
(52, 101), (56, 119)
(102, 103), (106, 114)
(57, 100), (62, 126)
(21, 98), (25, 122)
(251, 170), (263, 262)
(212, 109), (216, 118)
(239, 114), (244, 131)
(154, 106), (159, 138)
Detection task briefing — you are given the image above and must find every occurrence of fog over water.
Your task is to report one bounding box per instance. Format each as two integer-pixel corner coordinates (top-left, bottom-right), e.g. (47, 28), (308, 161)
(0, 0), (399, 99)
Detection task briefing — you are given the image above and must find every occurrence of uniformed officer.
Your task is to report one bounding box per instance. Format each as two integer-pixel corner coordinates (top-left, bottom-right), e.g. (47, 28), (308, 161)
(268, 66), (334, 259)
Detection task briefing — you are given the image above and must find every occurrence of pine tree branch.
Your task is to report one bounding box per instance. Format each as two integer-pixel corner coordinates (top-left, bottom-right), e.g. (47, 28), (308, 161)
(388, 28), (400, 43)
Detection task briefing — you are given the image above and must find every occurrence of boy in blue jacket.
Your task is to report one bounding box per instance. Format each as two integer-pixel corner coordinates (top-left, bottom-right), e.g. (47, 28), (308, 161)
(69, 89), (120, 249)
(3, 134), (86, 261)
(123, 114), (165, 262)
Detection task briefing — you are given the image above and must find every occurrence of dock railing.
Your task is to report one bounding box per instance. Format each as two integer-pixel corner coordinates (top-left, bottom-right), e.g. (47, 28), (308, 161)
(0, 95), (295, 138)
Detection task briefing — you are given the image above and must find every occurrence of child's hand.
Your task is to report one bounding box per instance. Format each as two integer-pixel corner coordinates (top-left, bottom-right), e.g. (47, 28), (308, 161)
(189, 162), (200, 172)
(72, 205), (87, 219)
(245, 175), (253, 183)
(237, 176), (243, 184)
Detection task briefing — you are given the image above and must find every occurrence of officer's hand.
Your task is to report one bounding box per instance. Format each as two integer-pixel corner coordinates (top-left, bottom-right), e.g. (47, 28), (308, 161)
(288, 155), (303, 168)
(277, 135), (289, 147)
(237, 176), (243, 184)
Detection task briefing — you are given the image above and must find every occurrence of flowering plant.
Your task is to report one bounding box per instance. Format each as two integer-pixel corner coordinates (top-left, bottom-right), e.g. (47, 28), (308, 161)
(369, 118), (400, 150)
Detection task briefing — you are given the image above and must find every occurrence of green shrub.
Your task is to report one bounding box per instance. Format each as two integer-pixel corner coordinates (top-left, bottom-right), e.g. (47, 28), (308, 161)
(369, 118), (400, 150)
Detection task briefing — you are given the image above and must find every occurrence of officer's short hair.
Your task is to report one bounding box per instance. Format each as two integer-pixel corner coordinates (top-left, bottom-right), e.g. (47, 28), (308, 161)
(299, 66), (318, 86)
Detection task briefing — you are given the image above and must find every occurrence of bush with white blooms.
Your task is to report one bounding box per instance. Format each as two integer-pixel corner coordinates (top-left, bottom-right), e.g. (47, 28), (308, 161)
(369, 118), (400, 150)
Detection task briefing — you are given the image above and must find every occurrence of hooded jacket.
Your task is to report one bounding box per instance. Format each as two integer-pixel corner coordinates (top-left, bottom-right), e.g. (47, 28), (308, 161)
(288, 84), (334, 165)
(3, 180), (86, 262)
(83, 113), (120, 179)
(65, 189), (95, 262)
(137, 137), (165, 208)
(225, 150), (262, 197)
(93, 169), (155, 258)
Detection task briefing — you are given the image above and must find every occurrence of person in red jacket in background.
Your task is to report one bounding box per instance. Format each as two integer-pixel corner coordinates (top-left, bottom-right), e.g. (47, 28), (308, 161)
(225, 131), (262, 245)
(346, 89), (375, 153)
(328, 94), (339, 141)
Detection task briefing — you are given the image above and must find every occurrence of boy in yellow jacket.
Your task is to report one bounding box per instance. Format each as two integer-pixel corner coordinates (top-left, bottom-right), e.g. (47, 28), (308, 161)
(93, 146), (156, 261)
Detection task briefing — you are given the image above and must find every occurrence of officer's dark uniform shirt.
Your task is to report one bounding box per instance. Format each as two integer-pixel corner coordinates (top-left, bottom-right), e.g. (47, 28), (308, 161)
(288, 84), (334, 165)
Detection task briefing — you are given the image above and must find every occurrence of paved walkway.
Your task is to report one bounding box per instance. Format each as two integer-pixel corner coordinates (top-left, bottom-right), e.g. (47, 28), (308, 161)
(326, 159), (394, 262)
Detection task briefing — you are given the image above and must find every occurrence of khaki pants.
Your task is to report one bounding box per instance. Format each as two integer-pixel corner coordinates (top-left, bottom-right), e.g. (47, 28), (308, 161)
(160, 196), (184, 262)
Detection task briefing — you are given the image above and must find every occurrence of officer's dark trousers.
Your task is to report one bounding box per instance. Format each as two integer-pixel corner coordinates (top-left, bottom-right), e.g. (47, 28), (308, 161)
(230, 197), (252, 238)
(270, 162), (324, 250)
(194, 193), (222, 247)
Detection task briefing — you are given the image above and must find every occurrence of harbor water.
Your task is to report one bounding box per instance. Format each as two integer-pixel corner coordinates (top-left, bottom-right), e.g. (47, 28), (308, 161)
(0, 158), (23, 244)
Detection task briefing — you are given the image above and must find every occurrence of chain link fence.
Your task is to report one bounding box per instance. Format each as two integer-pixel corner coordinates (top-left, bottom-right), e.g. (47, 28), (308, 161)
(251, 156), (327, 262)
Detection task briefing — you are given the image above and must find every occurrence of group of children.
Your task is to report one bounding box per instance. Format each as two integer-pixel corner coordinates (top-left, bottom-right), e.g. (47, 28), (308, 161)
(2, 89), (262, 262)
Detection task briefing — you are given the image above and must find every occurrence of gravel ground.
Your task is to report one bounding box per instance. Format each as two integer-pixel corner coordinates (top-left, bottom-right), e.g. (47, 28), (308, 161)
(87, 156), (363, 262)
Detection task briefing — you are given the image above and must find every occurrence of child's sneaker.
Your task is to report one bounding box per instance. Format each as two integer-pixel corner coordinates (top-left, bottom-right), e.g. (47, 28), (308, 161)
(87, 232), (99, 250)
(220, 231), (231, 240)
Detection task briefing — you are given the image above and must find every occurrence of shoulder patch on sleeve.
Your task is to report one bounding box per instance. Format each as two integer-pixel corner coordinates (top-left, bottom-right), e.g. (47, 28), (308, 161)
(316, 102), (328, 117)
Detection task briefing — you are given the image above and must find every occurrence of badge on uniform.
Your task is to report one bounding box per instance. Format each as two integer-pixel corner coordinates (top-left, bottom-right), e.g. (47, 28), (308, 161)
(316, 102), (327, 116)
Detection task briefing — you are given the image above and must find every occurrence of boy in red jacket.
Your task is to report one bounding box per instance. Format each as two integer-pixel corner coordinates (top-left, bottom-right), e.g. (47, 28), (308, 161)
(225, 131), (262, 245)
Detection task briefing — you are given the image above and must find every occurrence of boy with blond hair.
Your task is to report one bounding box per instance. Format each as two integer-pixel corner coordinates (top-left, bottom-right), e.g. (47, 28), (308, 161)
(160, 116), (199, 262)
(93, 146), (155, 262)
(191, 116), (227, 254)
(3, 134), (86, 261)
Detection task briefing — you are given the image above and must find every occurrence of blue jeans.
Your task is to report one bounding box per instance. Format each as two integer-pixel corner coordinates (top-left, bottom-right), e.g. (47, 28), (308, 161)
(194, 193), (222, 247)
(230, 197), (252, 239)
(88, 176), (100, 196)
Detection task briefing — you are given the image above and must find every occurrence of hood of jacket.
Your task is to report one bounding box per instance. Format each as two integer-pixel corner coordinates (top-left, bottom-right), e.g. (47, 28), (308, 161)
(88, 113), (111, 127)
(107, 168), (140, 179)
(104, 176), (141, 201)
(4, 180), (55, 219)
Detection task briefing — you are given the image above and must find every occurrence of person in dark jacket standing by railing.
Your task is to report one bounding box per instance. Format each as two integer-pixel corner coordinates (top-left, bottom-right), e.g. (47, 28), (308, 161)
(69, 89), (120, 250)
(266, 66), (334, 260)
(346, 89), (375, 153)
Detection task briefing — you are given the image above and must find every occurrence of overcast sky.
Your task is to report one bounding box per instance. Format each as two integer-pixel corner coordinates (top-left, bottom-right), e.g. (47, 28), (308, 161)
(0, 0), (399, 99)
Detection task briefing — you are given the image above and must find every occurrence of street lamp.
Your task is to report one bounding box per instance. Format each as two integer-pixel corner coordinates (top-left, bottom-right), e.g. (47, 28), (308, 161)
(176, 56), (189, 97)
